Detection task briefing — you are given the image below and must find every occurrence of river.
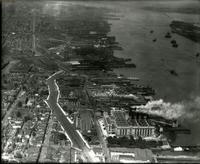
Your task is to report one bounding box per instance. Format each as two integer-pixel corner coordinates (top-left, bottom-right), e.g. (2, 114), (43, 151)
(60, 0), (200, 103)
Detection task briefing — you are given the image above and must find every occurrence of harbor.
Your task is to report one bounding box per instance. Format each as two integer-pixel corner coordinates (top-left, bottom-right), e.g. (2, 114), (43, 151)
(2, 0), (200, 163)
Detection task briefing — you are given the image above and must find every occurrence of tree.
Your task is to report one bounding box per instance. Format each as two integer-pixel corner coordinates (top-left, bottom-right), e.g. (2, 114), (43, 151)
(107, 136), (114, 144)
(119, 136), (130, 147)
(129, 135), (135, 146)
(32, 131), (36, 137)
(136, 136), (146, 148)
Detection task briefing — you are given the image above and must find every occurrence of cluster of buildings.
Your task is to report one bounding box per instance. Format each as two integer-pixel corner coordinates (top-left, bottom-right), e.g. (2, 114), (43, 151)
(87, 82), (153, 109)
(1, 66), (54, 163)
(39, 115), (75, 163)
(2, 97), (51, 162)
(1, 89), (19, 119)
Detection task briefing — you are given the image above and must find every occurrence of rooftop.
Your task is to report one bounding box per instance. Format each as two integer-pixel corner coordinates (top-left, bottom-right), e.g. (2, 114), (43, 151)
(119, 154), (135, 161)
(110, 147), (154, 162)
(131, 118), (139, 126)
(137, 119), (149, 126)
(112, 110), (129, 127)
(105, 117), (112, 125)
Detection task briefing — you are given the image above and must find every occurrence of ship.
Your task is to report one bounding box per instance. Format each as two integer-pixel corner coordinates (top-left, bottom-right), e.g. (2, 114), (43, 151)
(153, 38), (157, 42)
(169, 69), (178, 76)
(171, 39), (176, 44)
(165, 32), (172, 38)
(150, 30), (154, 34)
(172, 43), (178, 48)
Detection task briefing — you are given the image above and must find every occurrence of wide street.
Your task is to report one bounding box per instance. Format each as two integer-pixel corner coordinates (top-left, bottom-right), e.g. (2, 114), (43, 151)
(45, 71), (99, 163)
(95, 118), (111, 162)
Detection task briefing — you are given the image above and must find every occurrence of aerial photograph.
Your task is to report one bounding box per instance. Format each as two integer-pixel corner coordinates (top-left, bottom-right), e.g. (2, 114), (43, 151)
(1, 0), (200, 163)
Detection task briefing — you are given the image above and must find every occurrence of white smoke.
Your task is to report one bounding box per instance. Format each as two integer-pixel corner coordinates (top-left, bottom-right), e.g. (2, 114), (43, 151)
(136, 97), (200, 121)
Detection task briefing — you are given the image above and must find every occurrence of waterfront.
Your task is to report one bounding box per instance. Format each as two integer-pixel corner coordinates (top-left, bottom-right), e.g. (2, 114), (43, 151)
(2, 0), (200, 162)
(62, 0), (200, 103)
(40, 0), (200, 145)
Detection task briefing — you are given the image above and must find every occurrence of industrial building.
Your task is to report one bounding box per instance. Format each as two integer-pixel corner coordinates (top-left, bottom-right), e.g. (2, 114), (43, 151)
(103, 109), (155, 138)
(75, 109), (94, 134)
(109, 147), (154, 163)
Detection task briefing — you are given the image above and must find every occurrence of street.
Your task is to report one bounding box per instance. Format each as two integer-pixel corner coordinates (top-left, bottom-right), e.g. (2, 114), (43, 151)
(45, 71), (99, 163)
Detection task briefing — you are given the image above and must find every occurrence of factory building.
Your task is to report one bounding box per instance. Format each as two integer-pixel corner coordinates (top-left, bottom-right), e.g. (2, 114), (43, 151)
(103, 110), (155, 138)
(75, 109), (94, 134)
(109, 147), (154, 163)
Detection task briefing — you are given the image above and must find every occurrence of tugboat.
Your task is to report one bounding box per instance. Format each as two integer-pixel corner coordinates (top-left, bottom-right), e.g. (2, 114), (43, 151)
(169, 69), (178, 76)
(165, 32), (172, 38)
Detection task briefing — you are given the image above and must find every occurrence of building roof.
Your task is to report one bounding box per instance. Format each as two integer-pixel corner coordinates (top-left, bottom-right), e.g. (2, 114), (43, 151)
(93, 147), (103, 154)
(131, 118), (139, 126)
(112, 110), (129, 127)
(105, 117), (112, 125)
(119, 154), (135, 161)
(146, 119), (155, 126)
(110, 147), (153, 162)
(137, 119), (149, 126)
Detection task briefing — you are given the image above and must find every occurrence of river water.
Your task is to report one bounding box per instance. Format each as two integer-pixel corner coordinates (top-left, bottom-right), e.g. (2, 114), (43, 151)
(65, 0), (200, 103)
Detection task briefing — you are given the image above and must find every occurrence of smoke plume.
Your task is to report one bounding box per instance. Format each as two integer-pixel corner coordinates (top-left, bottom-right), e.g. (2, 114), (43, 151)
(136, 96), (200, 121)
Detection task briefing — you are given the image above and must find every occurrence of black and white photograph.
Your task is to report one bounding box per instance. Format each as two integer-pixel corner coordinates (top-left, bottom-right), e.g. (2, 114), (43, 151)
(1, 0), (200, 163)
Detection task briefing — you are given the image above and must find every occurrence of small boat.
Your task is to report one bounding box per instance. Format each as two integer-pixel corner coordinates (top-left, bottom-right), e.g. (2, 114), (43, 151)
(165, 32), (172, 38)
(169, 69), (178, 76)
(171, 39), (176, 44)
(150, 30), (154, 34)
(172, 43), (178, 48)
(153, 38), (157, 42)
(196, 52), (200, 57)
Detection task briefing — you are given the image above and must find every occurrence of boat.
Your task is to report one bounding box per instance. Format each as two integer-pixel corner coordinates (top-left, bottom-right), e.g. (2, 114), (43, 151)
(165, 32), (172, 38)
(196, 52), (200, 57)
(172, 43), (178, 48)
(150, 30), (154, 33)
(171, 39), (176, 44)
(153, 38), (157, 42)
(169, 69), (178, 76)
